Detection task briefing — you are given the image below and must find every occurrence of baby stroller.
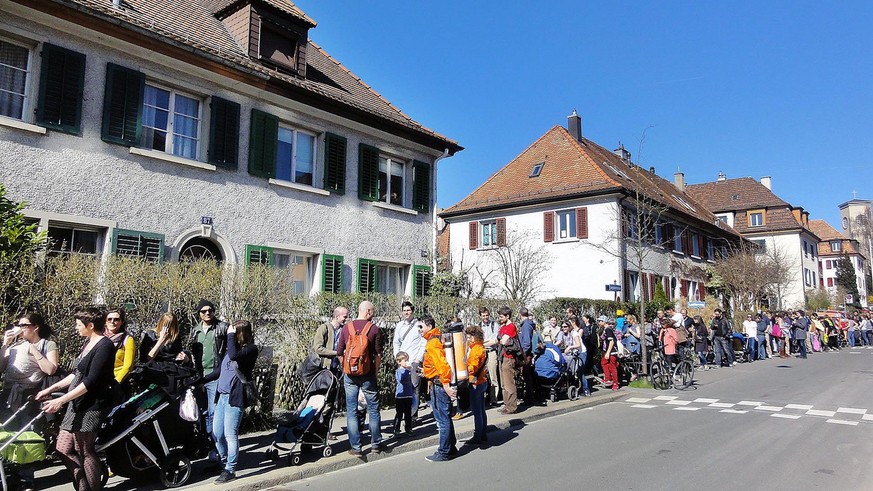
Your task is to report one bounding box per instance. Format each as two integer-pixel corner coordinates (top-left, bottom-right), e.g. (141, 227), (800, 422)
(0, 396), (53, 491)
(731, 333), (750, 363)
(534, 344), (573, 403)
(266, 368), (338, 466)
(95, 362), (207, 488)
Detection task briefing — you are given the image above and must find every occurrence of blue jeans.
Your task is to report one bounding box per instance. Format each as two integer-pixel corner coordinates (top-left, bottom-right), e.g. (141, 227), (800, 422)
(203, 379), (218, 435)
(469, 381), (488, 441)
(849, 331), (856, 347)
(343, 374), (381, 451)
(576, 352), (590, 393)
(757, 335), (767, 359)
(429, 382), (456, 458)
(212, 393), (243, 473)
(746, 337), (757, 360)
(625, 337), (640, 355)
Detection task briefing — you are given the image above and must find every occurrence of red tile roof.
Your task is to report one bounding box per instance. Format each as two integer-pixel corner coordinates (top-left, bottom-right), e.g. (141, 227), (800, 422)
(810, 219), (863, 257)
(205, 0), (316, 26)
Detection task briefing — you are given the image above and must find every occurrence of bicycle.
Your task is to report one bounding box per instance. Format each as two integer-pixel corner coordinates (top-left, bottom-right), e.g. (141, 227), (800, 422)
(671, 348), (695, 390)
(649, 347), (695, 390)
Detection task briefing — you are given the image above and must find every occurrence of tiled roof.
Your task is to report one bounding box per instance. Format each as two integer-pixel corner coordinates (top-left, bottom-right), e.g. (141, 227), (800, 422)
(440, 125), (741, 238)
(685, 177), (788, 212)
(36, 0), (458, 151)
(810, 219), (863, 257)
(730, 207), (807, 235)
(204, 0), (316, 26)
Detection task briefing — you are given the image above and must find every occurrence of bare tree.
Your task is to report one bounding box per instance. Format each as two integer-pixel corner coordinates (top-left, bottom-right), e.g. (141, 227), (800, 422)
(763, 244), (797, 310)
(711, 242), (798, 319)
(480, 228), (552, 304)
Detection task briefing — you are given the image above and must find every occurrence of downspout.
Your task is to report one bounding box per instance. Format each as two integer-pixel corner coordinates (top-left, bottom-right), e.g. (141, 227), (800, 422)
(431, 148), (451, 270)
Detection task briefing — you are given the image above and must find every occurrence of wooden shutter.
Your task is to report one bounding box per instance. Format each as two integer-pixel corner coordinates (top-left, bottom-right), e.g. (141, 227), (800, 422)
(357, 259), (377, 293)
(412, 160), (431, 213)
(245, 245), (273, 266)
(358, 143), (380, 201)
(543, 212), (554, 242)
(111, 229), (164, 262)
(680, 279), (689, 298)
(248, 109), (278, 178)
(664, 277), (672, 301)
(469, 221), (479, 250)
(323, 132), (347, 194)
(322, 254), (343, 293)
(101, 63), (144, 145)
(576, 207), (588, 239)
(665, 224), (675, 249)
(36, 44), (85, 135)
(698, 282), (706, 300)
(697, 234), (705, 257)
(496, 218), (506, 247)
(208, 96), (240, 168)
(413, 265), (432, 297)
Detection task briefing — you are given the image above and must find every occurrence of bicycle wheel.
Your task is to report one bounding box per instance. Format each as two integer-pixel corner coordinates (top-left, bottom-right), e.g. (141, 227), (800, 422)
(649, 361), (669, 390)
(672, 360), (694, 390)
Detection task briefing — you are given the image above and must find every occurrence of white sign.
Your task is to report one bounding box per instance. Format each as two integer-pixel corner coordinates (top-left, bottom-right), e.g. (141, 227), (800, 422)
(846, 294), (854, 305)
(688, 301), (706, 309)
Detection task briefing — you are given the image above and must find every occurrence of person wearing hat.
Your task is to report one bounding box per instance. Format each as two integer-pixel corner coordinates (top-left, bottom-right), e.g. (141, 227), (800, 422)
(189, 299), (229, 442)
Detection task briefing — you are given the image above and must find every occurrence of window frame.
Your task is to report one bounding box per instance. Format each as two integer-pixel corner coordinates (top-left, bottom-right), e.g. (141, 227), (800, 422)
(748, 209), (765, 227)
(141, 81), (204, 160)
(46, 224), (105, 257)
(480, 220), (498, 248)
(555, 209), (577, 241)
(0, 35), (34, 123)
(378, 154), (407, 207)
(275, 123), (318, 187)
(831, 241), (842, 252)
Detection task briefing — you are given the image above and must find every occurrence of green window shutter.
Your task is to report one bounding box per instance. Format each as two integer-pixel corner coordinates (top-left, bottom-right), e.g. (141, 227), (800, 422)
(413, 265), (432, 298)
(111, 229), (165, 262)
(321, 254), (344, 293)
(245, 244), (273, 266)
(412, 160), (431, 213)
(248, 109), (278, 178)
(36, 44), (86, 135)
(101, 63), (144, 146)
(208, 96), (240, 169)
(323, 132), (347, 194)
(358, 143), (380, 201)
(357, 258), (377, 293)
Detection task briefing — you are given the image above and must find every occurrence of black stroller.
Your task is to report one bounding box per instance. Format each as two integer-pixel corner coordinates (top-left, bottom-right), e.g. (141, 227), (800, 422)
(95, 362), (209, 488)
(266, 368), (338, 465)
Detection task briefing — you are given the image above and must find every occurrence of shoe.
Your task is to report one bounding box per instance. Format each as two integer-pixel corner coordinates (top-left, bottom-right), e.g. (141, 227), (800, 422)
(425, 452), (450, 462)
(498, 408), (516, 414)
(214, 471), (236, 484)
(405, 430), (414, 437)
(583, 391), (591, 397)
(449, 446), (459, 456)
(452, 412), (464, 420)
(612, 385), (620, 391)
(348, 448), (363, 457)
(372, 444), (385, 454)
(732, 361), (738, 366)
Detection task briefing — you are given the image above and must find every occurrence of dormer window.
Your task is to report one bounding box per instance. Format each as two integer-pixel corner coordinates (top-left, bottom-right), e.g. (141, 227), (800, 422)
(259, 20), (297, 71)
(831, 241), (842, 252)
(530, 162), (544, 178)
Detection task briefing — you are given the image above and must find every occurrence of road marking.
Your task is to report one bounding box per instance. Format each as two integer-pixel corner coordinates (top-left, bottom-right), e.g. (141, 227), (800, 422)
(720, 409), (748, 414)
(626, 397), (653, 403)
(653, 396), (678, 401)
(849, 352), (861, 354)
(862, 414), (873, 421)
(631, 404), (657, 409)
(666, 400), (692, 406)
(837, 407), (867, 415)
(771, 414), (801, 420)
(694, 398), (719, 403)
(757, 405), (783, 412)
(807, 409), (837, 417)
(785, 404), (813, 410)
(709, 402), (736, 408)
(826, 419), (859, 426)
(737, 401), (763, 406)
(673, 407), (700, 411)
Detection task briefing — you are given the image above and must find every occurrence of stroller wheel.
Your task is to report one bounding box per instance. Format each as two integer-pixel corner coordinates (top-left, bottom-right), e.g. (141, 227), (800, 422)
(568, 386), (579, 401)
(322, 446), (333, 458)
(158, 452), (192, 488)
(289, 453), (302, 466)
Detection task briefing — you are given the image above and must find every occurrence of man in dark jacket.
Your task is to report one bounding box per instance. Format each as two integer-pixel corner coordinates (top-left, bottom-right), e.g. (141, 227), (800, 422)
(188, 299), (228, 438)
(792, 310), (809, 359)
(710, 308), (734, 367)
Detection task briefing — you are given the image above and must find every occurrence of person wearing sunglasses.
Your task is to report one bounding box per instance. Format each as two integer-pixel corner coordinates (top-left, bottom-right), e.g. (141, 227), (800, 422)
(188, 299), (229, 453)
(105, 307), (135, 383)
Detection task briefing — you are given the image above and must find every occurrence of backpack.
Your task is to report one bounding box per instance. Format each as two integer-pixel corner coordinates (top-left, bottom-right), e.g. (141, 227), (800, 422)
(675, 326), (689, 344)
(342, 322), (373, 376)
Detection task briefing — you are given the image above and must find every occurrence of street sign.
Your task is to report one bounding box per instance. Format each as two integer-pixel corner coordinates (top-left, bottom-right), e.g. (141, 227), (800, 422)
(605, 284), (622, 292)
(846, 294), (854, 305)
(688, 301), (705, 309)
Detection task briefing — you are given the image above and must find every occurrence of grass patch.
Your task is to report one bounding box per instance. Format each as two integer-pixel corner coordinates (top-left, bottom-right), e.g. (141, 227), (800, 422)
(628, 378), (654, 389)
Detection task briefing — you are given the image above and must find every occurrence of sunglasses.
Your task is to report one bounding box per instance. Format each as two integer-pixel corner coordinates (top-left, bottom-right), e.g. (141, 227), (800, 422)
(200, 308), (215, 314)
(107, 317), (122, 322)
(16, 323), (33, 328)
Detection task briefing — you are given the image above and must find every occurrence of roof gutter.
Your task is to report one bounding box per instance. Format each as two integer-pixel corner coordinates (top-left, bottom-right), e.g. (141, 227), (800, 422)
(432, 148), (451, 270)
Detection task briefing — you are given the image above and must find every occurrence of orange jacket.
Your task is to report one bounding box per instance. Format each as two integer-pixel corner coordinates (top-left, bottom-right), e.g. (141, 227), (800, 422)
(423, 329), (452, 385)
(467, 341), (487, 385)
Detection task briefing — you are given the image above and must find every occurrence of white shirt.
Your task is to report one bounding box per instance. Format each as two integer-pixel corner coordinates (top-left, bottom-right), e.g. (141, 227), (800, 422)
(393, 318), (425, 363)
(743, 320), (758, 338)
(671, 313), (684, 327)
(481, 320), (499, 348)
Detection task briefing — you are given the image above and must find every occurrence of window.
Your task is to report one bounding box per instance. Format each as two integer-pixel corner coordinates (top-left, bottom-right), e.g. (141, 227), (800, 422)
(481, 220), (497, 247)
(716, 214), (729, 224)
(672, 194), (696, 212)
(378, 156), (405, 206)
(556, 210), (577, 240)
(0, 38), (31, 121)
(691, 232), (701, 256)
(803, 240), (809, 258)
(141, 84), (202, 159)
(245, 244), (315, 295)
(529, 162), (544, 178)
(752, 239), (766, 252)
(828, 278), (834, 287)
(826, 260), (832, 270)
(112, 229), (164, 262)
(706, 238), (715, 260)
(625, 270), (639, 302)
(673, 227), (683, 253)
(655, 222), (664, 245)
(358, 259), (408, 296)
(625, 213), (639, 241)
(749, 211), (764, 227)
(47, 226), (103, 257)
(413, 265), (431, 297)
(259, 22), (297, 71)
(276, 125), (315, 185)
(831, 241), (842, 252)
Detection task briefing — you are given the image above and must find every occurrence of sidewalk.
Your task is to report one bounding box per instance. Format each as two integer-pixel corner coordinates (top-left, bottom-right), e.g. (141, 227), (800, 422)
(34, 389), (625, 491)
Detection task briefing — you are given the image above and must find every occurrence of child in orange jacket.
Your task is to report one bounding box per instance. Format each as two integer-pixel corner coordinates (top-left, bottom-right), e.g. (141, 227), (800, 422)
(465, 325), (488, 445)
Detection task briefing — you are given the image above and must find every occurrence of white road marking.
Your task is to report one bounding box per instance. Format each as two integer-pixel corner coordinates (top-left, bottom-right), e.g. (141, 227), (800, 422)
(757, 405), (783, 412)
(771, 414), (801, 420)
(673, 407), (700, 411)
(737, 401), (763, 406)
(862, 414), (873, 421)
(826, 419), (859, 426)
(653, 396), (678, 401)
(631, 404), (657, 409)
(694, 398), (719, 403)
(807, 409), (837, 417)
(666, 400), (692, 406)
(837, 407), (867, 415)
(849, 352), (861, 354)
(626, 397), (653, 403)
(784, 404), (813, 410)
(709, 402), (736, 408)
(720, 409), (748, 414)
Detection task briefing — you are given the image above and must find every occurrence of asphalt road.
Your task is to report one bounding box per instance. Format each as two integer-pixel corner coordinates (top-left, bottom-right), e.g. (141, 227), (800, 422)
(280, 347), (873, 491)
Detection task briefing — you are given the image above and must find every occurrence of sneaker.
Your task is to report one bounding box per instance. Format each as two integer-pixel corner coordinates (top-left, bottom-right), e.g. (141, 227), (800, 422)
(583, 391), (591, 397)
(425, 452), (450, 462)
(732, 361), (738, 366)
(371, 444), (385, 454)
(214, 471), (236, 484)
(348, 448), (363, 457)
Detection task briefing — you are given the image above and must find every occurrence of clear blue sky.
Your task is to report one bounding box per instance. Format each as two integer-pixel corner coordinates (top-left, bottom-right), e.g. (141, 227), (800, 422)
(296, 0), (873, 228)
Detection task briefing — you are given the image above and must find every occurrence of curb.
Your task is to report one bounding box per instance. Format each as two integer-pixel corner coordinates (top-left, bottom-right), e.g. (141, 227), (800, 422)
(194, 390), (626, 491)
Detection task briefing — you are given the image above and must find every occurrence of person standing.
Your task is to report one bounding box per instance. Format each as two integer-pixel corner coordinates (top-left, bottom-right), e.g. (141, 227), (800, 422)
(742, 314), (758, 361)
(517, 307), (536, 403)
(105, 308), (135, 383)
(39, 307), (116, 491)
(203, 320), (258, 484)
(601, 320), (620, 391)
(497, 306), (520, 414)
(464, 325), (488, 445)
(480, 307), (501, 406)
(336, 301), (384, 456)
(392, 351), (414, 437)
(710, 308), (733, 367)
(563, 317), (590, 396)
(393, 301), (424, 419)
(313, 306), (349, 372)
(792, 311), (809, 359)
(420, 316), (457, 461)
(692, 315), (709, 369)
(188, 300), (229, 439)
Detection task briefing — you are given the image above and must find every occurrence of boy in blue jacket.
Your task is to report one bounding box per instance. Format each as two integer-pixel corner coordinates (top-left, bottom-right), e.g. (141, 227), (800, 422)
(393, 351), (415, 437)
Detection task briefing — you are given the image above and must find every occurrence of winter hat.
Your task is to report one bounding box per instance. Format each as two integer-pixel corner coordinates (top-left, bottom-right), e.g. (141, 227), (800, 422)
(195, 299), (215, 312)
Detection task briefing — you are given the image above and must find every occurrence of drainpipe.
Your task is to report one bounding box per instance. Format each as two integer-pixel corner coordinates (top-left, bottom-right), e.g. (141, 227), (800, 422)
(432, 148), (451, 270)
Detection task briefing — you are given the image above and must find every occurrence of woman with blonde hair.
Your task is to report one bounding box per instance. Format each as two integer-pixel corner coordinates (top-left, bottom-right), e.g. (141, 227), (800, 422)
(139, 312), (185, 363)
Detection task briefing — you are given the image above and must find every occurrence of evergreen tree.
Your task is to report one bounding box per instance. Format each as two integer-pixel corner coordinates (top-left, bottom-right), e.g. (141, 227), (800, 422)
(835, 254), (859, 305)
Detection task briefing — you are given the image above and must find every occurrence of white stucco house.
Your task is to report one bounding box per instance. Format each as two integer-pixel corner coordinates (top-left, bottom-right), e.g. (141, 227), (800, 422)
(686, 176), (820, 310)
(0, 0), (460, 297)
(438, 112), (743, 304)
(810, 219), (868, 308)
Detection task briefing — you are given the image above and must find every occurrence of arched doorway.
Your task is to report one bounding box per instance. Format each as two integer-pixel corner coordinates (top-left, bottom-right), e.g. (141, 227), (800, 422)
(178, 237), (223, 262)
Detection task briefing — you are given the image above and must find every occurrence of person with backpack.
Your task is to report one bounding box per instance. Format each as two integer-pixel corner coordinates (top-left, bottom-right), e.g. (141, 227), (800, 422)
(496, 306), (521, 414)
(464, 324), (489, 445)
(105, 307), (135, 382)
(336, 301), (384, 457)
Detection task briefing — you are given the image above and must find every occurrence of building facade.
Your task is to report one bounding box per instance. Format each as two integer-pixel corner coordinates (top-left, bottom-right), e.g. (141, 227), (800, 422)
(838, 198), (873, 282)
(810, 219), (868, 307)
(0, 0), (460, 297)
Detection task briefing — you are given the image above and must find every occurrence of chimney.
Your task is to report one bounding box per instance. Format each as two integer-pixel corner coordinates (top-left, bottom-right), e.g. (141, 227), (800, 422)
(567, 109), (582, 141)
(717, 171), (727, 182)
(613, 143), (631, 163)
(674, 172), (685, 192)
(761, 176), (772, 190)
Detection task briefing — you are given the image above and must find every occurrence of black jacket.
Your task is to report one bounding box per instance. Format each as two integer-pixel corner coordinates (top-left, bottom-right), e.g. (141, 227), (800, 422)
(71, 336), (118, 411)
(203, 332), (257, 408)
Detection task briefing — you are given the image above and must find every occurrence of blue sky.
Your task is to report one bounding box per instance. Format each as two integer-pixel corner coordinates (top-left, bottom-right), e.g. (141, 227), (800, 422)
(295, 0), (873, 228)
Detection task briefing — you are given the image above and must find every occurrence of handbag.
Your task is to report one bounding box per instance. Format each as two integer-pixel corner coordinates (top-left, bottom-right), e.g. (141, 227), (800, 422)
(231, 361), (259, 405)
(179, 388), (199, 422)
